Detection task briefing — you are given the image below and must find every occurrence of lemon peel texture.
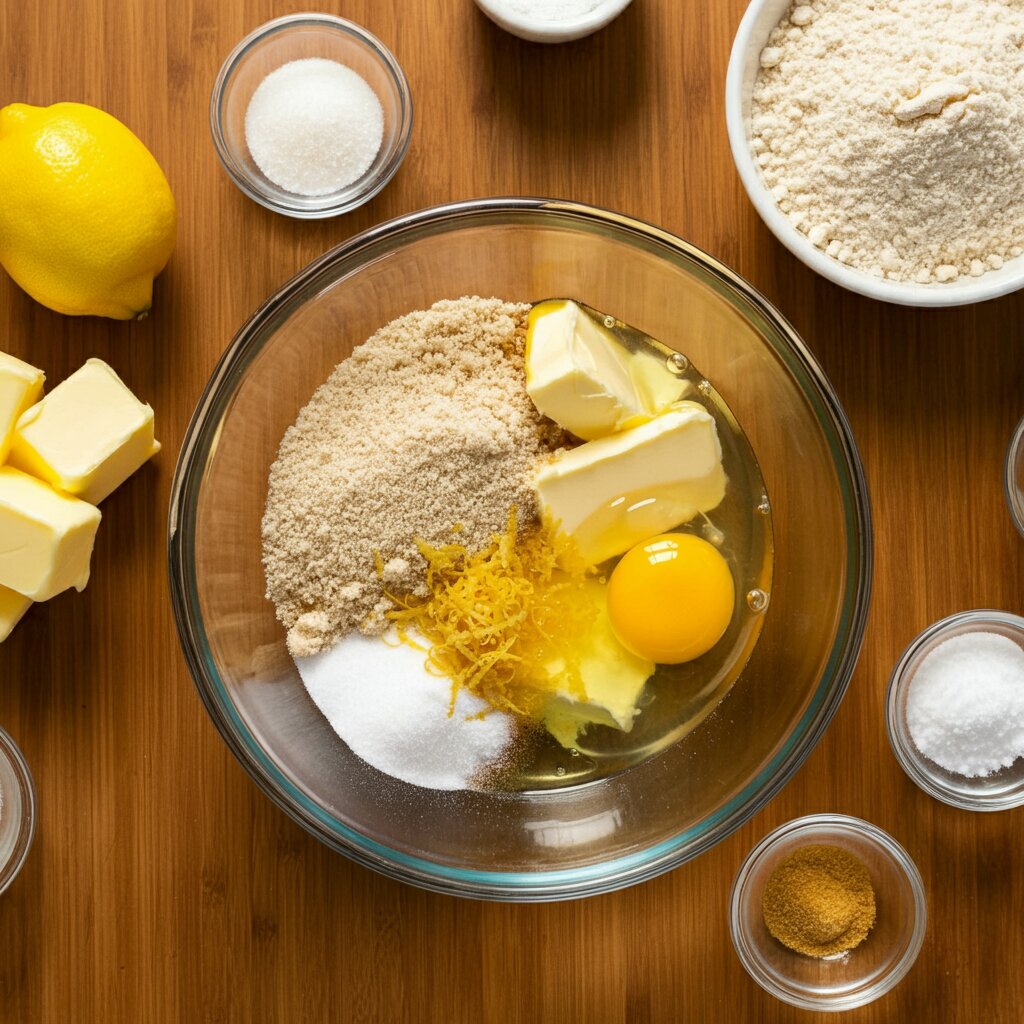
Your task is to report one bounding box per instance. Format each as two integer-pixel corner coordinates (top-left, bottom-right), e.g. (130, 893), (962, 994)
(0, 102), (176, 320)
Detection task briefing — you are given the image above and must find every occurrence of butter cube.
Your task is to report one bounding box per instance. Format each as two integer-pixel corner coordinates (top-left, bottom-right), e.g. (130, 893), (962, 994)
(11, 358), (159, 505)
(0, 351), (45, 464)
(525, 300), (686, 440)
(536, 403), (726, 565)
(0, 585), (32, 643)
(0, 466), (101, 601)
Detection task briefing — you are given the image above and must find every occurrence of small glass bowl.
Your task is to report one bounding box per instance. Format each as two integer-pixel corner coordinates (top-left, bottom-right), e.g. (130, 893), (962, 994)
(887, 610), (1024, 811)
(730, 815), (926, 1012)
(1004, 415), (1024, 537)
(0, 726), (36, 895)
(210, 14), (413, 219)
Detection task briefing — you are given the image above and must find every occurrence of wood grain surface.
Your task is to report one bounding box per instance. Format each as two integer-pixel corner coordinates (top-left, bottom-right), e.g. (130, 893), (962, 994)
(1, 1), (1022, 1021)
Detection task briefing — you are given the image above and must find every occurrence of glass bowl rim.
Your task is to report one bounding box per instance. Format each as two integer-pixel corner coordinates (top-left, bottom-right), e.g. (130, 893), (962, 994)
(729, 813), (927, 1011)
(167, 196), (873, 900)
(208, 12), (414, 220)
(0, 724), (36, 896)
(1003, 415), (1024, 539)
(886, 608), (1024, 811)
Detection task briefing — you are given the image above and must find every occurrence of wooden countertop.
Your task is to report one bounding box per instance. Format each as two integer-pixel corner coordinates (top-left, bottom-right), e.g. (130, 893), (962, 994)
(1, 1), (1021, 1020)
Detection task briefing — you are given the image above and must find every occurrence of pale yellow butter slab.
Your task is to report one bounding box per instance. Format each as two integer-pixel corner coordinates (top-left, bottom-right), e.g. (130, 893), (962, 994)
(536, 402), (726, 565)
(10, 358), (160, 505)
(0, 585), (32, 643)
(0, 466), (101, 601)
(0, 351), (45, 465)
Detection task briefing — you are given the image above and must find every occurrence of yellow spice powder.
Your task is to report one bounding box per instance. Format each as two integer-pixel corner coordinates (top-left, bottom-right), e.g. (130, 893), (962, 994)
(762, 844), (876, 958)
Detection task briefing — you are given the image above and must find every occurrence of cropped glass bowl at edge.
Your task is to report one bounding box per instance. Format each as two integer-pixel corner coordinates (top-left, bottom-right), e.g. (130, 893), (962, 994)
(0, 726), (36, 896)
(168, 198), (872, 901)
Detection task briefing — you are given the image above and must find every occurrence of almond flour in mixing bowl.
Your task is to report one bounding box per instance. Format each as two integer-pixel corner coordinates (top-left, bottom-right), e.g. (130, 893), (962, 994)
(751, 0), (1024, 283)
(261, 296), (566, 657)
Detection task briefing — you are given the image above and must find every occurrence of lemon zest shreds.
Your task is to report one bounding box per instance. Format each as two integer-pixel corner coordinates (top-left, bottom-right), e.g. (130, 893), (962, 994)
(385, 509), (599, 720)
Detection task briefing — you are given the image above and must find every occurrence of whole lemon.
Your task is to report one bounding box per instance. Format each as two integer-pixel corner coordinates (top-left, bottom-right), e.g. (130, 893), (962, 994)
(0, 102), (176, 319)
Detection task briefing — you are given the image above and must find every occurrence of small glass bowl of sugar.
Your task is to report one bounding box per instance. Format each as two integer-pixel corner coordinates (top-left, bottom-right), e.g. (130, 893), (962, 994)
(887, 609), (1024, 811)
(0, 726), (36, 895)
(210, 14), (413, 219)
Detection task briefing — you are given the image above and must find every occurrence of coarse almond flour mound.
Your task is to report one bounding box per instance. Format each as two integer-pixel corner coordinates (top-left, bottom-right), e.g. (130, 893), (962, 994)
(261, 297), (566, 657)
(751, 0), (1024, 283)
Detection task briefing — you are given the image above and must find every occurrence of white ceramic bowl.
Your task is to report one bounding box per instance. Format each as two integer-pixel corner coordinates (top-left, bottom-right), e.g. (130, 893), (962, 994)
(473, 0), (632, 43)
(725, 0), (1024, 307)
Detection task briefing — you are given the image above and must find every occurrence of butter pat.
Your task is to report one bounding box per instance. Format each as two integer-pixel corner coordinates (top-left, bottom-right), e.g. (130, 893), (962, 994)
(543, 582), (653, 748)
(11, 358), (159, 504)
(0, 585), (32, 643)
(536, 403), (726, 565)
(0, 466), (101, 601)
(525, 300), (686, 440)
(0, 351), (45, 464)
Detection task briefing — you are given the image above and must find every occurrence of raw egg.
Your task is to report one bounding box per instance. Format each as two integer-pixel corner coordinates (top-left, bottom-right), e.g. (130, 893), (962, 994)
(607, 533), (735, 664)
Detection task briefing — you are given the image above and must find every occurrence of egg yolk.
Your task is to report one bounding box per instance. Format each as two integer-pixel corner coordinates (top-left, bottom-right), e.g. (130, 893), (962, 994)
(606, 533), (735, 664)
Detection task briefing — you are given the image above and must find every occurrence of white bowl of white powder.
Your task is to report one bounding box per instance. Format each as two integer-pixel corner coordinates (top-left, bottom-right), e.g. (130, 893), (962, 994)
(726, 0), (1024, 307)
(474, 0), (633, 44)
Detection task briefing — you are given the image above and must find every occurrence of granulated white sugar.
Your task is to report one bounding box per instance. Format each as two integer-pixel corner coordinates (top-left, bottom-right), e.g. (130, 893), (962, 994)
(296, 631), (514, 790)
(244, 57), (384, 196)
(906, 631), (1024, 777)
(751, 0), (1024, 283)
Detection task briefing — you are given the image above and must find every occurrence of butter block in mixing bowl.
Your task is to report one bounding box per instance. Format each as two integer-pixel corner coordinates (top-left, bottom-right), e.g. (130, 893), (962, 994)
(10, 358), (160, 505)
(536, 402), (726, 565)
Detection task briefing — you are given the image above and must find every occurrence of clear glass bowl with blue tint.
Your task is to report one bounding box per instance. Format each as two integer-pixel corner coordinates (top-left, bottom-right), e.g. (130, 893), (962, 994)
(168, 199), (872, 900)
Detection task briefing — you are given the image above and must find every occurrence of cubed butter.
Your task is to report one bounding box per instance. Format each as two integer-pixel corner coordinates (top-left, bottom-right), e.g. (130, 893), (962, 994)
(10, 358), (160, 505)
(542, 582), (653, 749)
(0, 351), (45, 464)
(536, 402), (726, 565)
(0, 466), (101, 601)
(525, 300), (687, 440)
(0, 585), (32, 643)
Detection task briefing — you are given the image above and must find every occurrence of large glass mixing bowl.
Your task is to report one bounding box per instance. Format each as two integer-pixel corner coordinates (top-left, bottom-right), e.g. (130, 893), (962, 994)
(168, 199), (871, 900)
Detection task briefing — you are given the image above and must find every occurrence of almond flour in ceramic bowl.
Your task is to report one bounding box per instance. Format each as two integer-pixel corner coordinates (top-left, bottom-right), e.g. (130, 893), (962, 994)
(726, 0), (1024, 306)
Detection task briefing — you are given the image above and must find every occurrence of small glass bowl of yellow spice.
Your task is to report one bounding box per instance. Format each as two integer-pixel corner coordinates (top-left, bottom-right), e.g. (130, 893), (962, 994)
(730, 815), (926, 1011)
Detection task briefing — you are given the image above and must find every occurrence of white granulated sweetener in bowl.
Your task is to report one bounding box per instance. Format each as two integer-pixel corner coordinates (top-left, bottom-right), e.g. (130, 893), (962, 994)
(244, 57), (384, 196)
(751, 0), (1024, 284)
(296, 631), (514, 790)
(906, 632), (1024, 777)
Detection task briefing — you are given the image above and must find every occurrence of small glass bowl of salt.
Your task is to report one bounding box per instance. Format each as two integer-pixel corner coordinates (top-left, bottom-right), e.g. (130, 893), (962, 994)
(210, 14), (413, 218)
(887, 609), (1024, 811)
(0, 726), (36, 895)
